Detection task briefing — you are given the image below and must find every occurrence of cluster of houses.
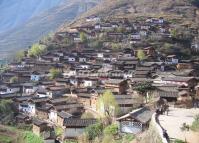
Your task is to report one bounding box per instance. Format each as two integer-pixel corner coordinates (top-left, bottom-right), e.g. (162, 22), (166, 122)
(1, 16), (199, 142)
(55, 16), (172, 46)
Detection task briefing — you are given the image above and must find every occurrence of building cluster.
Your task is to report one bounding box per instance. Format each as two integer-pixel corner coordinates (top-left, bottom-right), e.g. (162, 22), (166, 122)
(0, 16), (199, 142)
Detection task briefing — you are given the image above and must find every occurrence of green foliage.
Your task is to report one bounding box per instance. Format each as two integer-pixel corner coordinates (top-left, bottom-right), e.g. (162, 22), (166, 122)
(55, 126), (64, 137)
(10, 76), (18, 83)
(191, 114), (199, 132)
(0, 134), (13, 143)
(28, 44), (46, 57)
(81, 112), (95, 119)
(23, 132), (43, 143)
(15, 51), (25, 62)
(137, 49), (146, 61)
(120, 134), (135, 143)
(88, 40), (103, 49)
(97, 90), (119, 117)
(111, 43), (122, 49)
(103, 124), (118, 136)
(85, 123), (103, 140)
(133, 82), (154, 94)
(0, 100), (13, 115)
(49, 68), (61, 79)
(80, 32), (87, 43)
(173, 139), (186, 143)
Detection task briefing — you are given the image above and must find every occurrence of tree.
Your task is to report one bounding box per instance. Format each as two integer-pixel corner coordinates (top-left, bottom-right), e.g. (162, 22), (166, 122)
(28, 44), (46, 57)
(103, 124), (118, 136)
(10, 76), (18, 83)
(49, 68), (61, 79)
(85, 123), (103, 140)
(97, 90), (119, 118)
(137, 49), (146, 61)
(80, 32), (87, 43)
(133, 82), (155, 103)
(15, 51), (25, 62)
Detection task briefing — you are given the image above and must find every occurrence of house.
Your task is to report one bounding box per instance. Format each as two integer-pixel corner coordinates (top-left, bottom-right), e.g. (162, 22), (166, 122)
(63, 118), (96, 139)
(104, 79), (128, 94)
(57, 111), (73, 127)
(166, 55), (179, 64)
(33, 119), (48, 136)
(46, 86), (67, 98)
(31, 71), (45, 81)
(53, 103), (84, 116)
(15, 114), (31, 124)
(19, 102), (36, 116)
(77, 93), (93, 107)
(86, 16), (100, 22)
(22, 83), (38, 95)
(154, 77), (198, 88)
(114, 94), (143, 114)
(117, 107), (153, 134)
(36, 104), (53, 120)
(0, 84), (21, 95)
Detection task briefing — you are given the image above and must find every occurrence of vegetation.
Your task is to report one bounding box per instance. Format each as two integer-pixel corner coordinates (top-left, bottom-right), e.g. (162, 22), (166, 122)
(190, 114), (199, 132)
(55, 126), (64, 137)
(81, 112), (95, 119)
(80, 32), (87, 43)
(15, 51), (25, 62)
(137, 49), (146, 61)
(49, 68), (62, 79)
(10, 76), (18, 83)
(23, 131), (43, 143)
(85, 123), (103, 140)
(97, 90), (119, 118)
(133, 82), (155, 103)
(103, 124), (118, 136)
(0, 100), (13, 115)
(0, 134), (13, 143)
(28, 44), (46, 57)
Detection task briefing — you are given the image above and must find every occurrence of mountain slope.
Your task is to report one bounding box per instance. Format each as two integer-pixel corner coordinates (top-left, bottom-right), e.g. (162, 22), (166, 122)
(66, 0), (199, 29)
(0, 0), (99, 58)
(0, 0), (63, 33)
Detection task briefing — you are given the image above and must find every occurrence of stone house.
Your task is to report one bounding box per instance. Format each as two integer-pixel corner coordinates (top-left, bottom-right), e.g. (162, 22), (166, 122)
(63, 119), (96, 139)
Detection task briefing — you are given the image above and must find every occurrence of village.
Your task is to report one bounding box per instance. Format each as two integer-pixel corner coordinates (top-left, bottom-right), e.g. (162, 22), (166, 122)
(0, 15), (199, 143)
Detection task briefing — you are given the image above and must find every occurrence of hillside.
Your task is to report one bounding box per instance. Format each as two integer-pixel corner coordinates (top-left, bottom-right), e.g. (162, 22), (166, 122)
(0, 0), (63, 33)
(62, 0), (199, 29)
(0, 0), (99, 59)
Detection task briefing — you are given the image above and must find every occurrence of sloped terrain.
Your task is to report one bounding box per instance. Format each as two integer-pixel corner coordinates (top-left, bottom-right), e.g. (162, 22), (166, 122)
(0, 0), (99, 59)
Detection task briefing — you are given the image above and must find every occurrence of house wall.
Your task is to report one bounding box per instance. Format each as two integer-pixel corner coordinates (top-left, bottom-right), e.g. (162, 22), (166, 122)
(49, 110), (57, 123)
(19, 103), (35, 116)
(64, 128), (85, 138)
(57, 116), (64, 127)
(36, 110), (49, 120)
(33, 125), (41, 136)
(119, 121), (143, 134)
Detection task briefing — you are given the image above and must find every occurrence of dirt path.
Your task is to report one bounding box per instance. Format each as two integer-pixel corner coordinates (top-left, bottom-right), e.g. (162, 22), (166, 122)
(159, 108), (199, 143)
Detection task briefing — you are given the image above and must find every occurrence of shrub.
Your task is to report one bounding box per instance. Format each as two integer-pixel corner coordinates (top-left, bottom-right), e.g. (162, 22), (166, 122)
(23, 132), (43, 143)
(103, 124), (118, 136)
(85, 123), (103, 140)
(191, 114), (199, 132)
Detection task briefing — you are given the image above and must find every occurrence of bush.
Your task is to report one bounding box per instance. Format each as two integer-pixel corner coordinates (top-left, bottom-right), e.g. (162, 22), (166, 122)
(191, 114), (199, 132)
(23, 132), (43, 143)
(103, 124), (118, 136)
(85, 123), (103, 140)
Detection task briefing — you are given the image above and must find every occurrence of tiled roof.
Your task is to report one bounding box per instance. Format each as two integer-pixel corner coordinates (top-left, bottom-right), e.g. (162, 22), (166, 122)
(64, 118), (96, 127)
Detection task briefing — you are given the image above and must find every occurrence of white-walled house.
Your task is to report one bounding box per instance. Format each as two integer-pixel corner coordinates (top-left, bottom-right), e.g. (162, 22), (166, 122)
(19, 102), (36, 116)
(0, 84), (20, 95)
